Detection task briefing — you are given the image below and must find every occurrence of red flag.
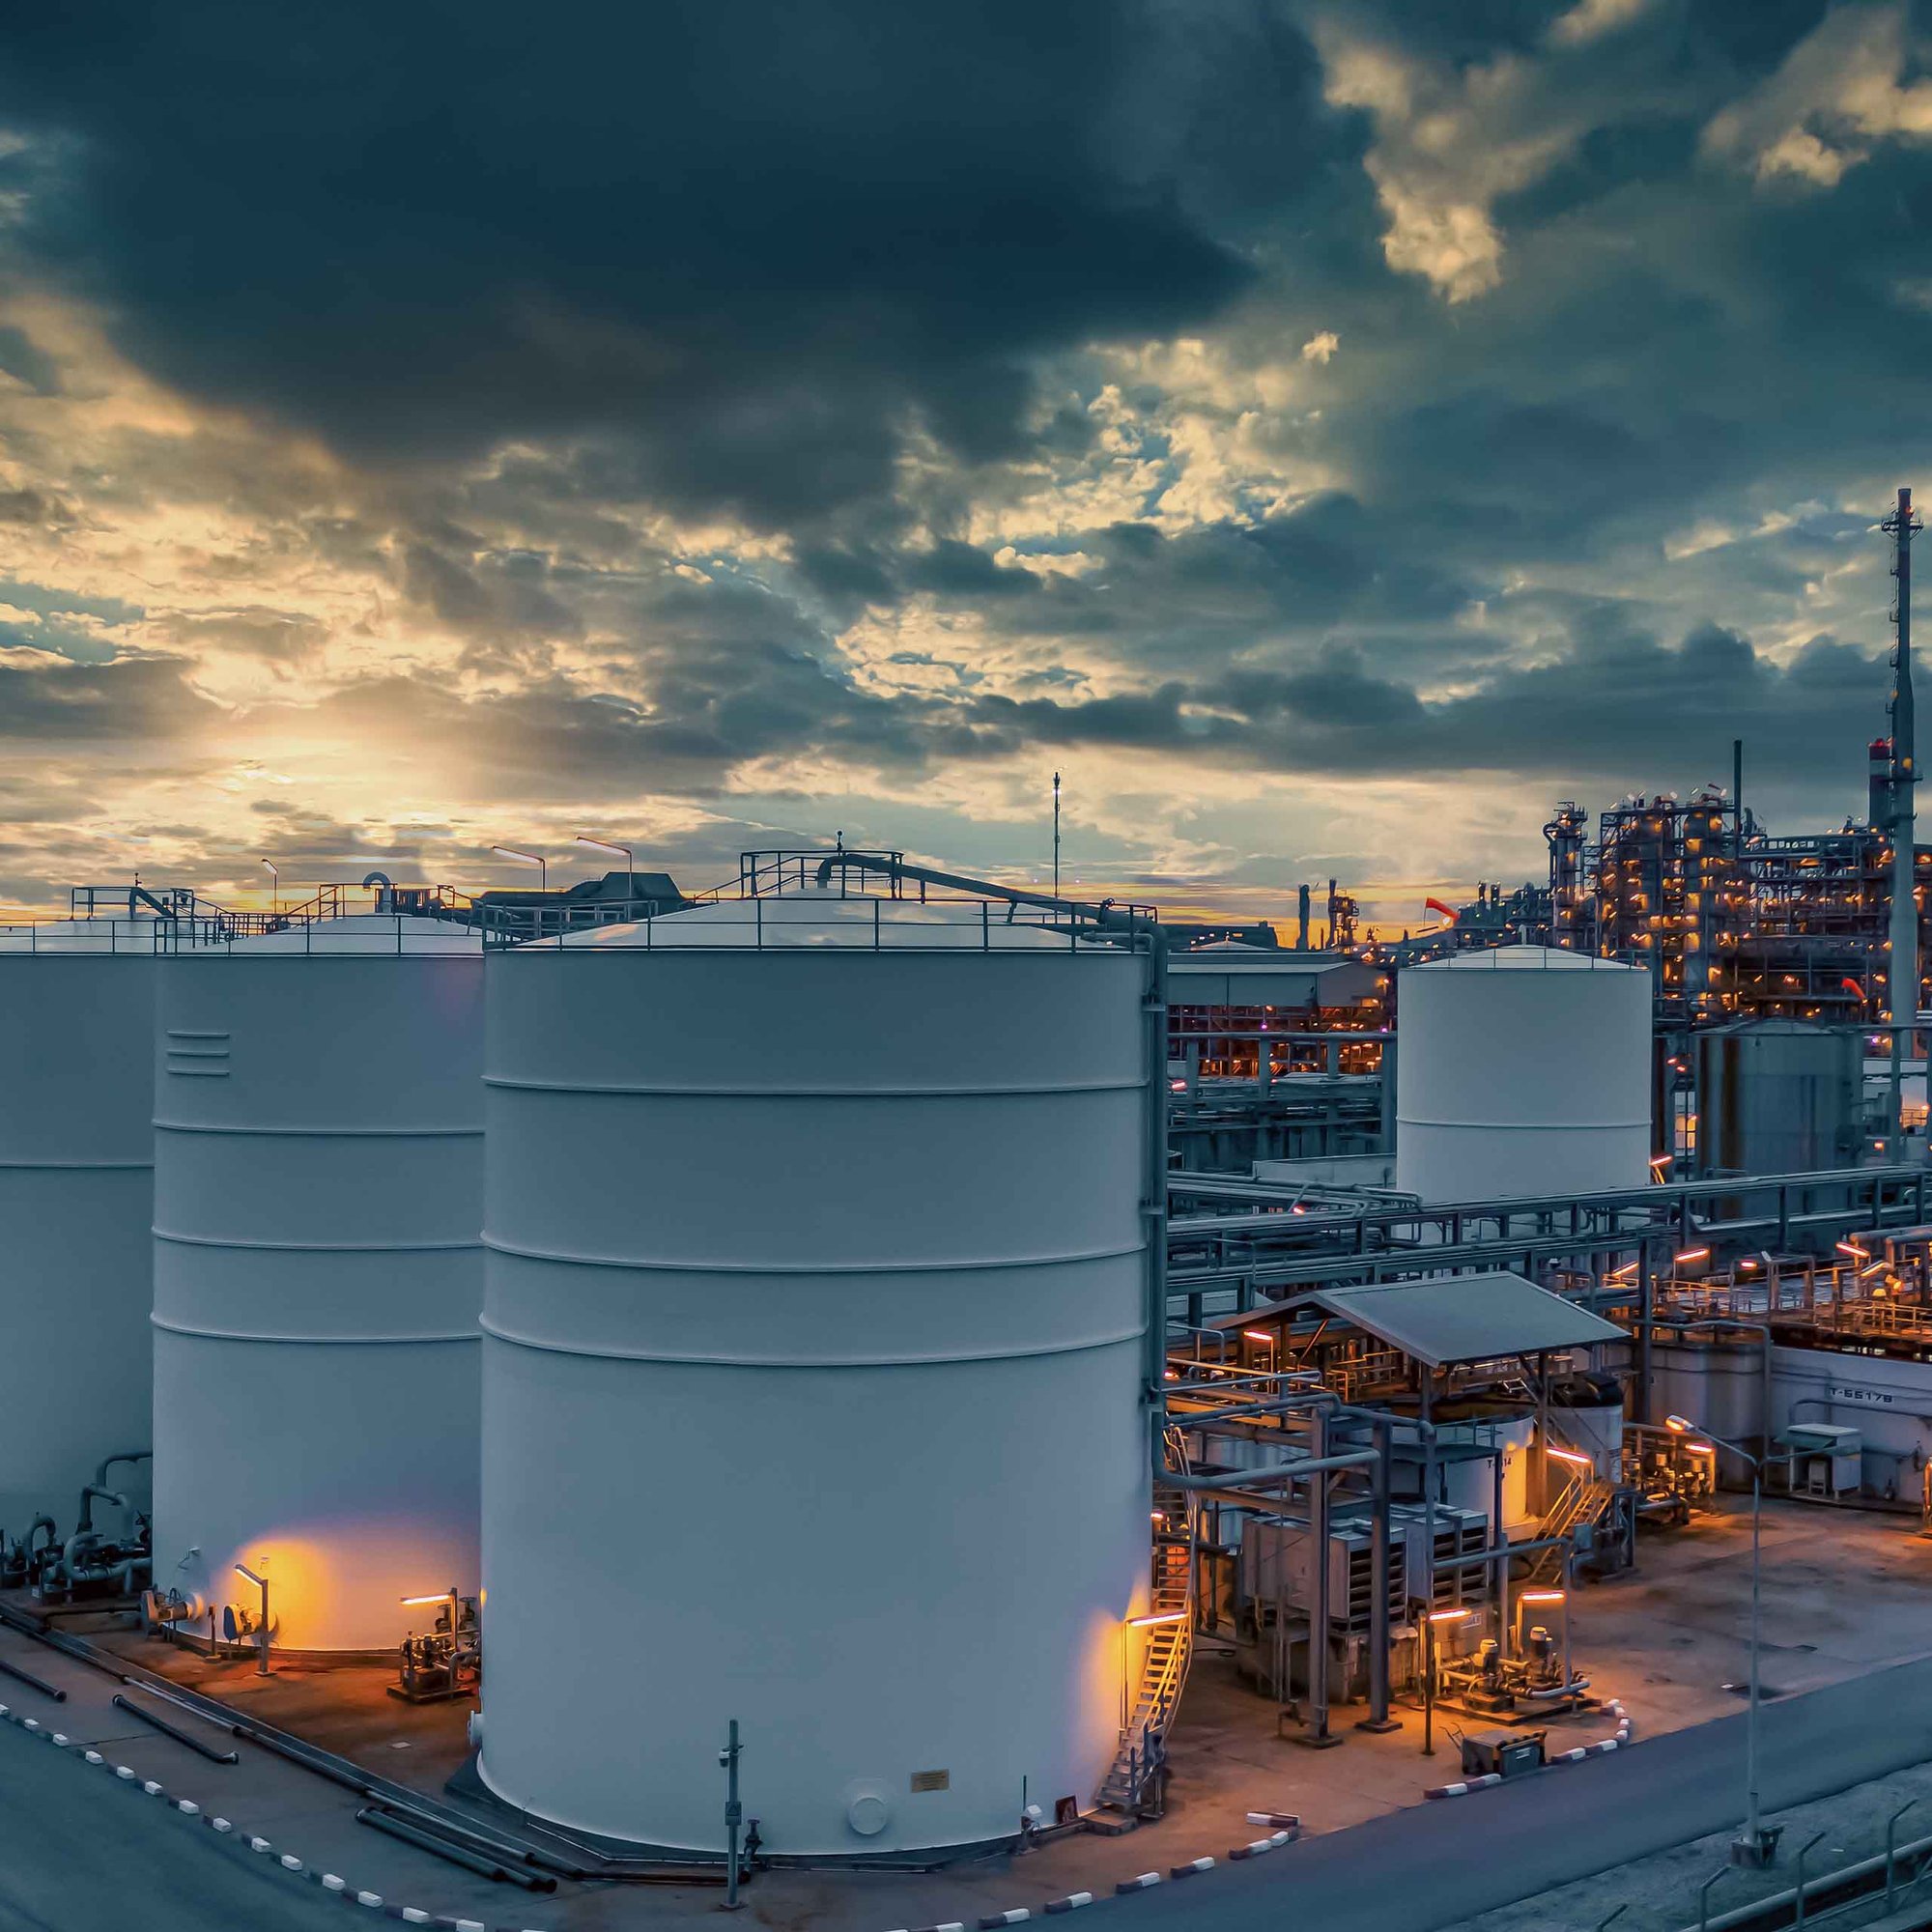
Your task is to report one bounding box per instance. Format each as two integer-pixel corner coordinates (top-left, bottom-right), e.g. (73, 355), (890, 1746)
(1424, 897), (1459, 923)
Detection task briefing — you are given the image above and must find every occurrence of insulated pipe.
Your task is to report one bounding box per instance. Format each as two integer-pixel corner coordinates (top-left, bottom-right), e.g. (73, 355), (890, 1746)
(810, 851), (1151, 936)
(1156, 1447), (1378, 1492)
(93, 1451), (151, 1497)
(1307, 1408), (1331, 1742)
(73, 1487), (128, 1538)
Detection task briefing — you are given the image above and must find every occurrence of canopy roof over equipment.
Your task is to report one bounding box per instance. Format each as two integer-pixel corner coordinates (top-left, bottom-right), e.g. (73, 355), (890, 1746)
(1223, 1271), (1624, 1370)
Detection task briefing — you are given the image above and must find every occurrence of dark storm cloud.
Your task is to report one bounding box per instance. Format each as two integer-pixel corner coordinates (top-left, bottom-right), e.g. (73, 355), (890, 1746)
(942, 618), (1891, 802)
(0, 1), (1328, 526)
(0, 653), (217, 741)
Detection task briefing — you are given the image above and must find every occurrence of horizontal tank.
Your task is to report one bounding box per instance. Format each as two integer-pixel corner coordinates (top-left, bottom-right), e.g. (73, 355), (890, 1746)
(1396, 947), (1651, 1203)
(0, 921), (159, 1537)
(1696, 1019), (1860, 1178)
(152, 916), (483, 1652)
(478, 891), (1153, 1855)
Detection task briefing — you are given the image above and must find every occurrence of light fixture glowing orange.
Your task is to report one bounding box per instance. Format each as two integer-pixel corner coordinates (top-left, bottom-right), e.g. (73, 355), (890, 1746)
(1127, 1610), (1188, 1628)
(1545, 1445), (1592, 1467)
(1675, 1247), (1710, 1264)
(1427, 1606), (1473, 1625)
(1837, 1240), (1870, 1260)
(1519, 1589), (1567, 1605)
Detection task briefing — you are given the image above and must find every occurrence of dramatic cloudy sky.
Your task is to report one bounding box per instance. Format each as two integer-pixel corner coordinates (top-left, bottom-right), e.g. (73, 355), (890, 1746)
(0, 0), (1927, 925)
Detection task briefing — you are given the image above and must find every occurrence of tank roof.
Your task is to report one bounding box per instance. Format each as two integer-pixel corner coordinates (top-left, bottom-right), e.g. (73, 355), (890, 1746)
(0, 919), (162, 954)
(201, 913), (483, 954)
(552, 889), (1103, 952)
(1408, 943), (1642, 974)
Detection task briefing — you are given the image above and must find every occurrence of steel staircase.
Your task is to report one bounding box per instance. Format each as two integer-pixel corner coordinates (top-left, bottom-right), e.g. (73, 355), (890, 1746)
(1094, 1427), (1198, 1822)
(1527, 1467), (1615, 1584)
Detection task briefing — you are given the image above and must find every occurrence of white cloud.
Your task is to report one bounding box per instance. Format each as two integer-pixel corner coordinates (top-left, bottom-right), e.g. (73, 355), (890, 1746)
(1311, 27), (1580, 301)
(1547, 0), (1652, 49)
(1702, 4), (1932, 188)
(1300, 330), (1340, 364)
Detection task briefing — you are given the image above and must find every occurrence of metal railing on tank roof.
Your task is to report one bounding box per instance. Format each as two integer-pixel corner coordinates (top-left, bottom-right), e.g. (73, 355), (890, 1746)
(495, 847), (1163, 953)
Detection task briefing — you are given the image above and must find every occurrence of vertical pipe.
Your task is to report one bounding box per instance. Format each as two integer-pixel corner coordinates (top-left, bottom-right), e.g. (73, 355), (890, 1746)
(1297, 884), (1311, 952)
(1636, 1245), (1655, 1429)
(1746, 1466), (1762, 1855)
(723, 1718), (743, 1910)
(1366, 1413), (1393, 1730)
(1887, 488), (1920, 1162)
(1307, 1409), (1330, 1743)
(1492, 1429), (1509, 1647)
(1733, 738), (1745, 859)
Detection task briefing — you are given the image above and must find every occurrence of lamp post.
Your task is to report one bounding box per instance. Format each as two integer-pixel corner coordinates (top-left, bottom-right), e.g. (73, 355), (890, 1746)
(576, 834), (636, 909)
(1422, 1606), (1470, 1756)
(1668, 1414), (1775, 1866)
(492, 844), (547, 893)
(234, 1562), (270, 1676)
(261, 858), (278, 917)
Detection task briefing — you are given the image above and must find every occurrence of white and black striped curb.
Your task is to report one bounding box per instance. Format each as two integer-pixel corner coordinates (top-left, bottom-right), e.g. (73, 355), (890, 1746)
(1424, 1699), (1635, 1801)
(0, 1698), (547, 1932)
(880, 1824), (1299, 1932)
(1229, 1829), (1296, 1861)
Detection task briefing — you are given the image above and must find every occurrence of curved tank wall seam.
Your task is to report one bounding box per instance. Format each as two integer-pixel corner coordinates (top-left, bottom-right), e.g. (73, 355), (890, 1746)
(480, 1236), (1147, 1272)
(479, 1319), (1148, 1367)
(156, 1232), (478, 1254)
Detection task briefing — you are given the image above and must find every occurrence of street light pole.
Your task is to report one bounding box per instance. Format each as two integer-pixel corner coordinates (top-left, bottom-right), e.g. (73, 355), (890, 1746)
(1669, 1415), (1774, 1866)
(491, 845), (548, 893)
(261, 858), (278, 917)
(576, 833), (636, 903)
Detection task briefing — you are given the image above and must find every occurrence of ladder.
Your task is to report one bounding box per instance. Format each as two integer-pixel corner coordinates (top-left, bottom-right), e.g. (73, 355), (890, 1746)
(1526, 1463), (1615, 1586)
(1095, 1427), (1198, 1820)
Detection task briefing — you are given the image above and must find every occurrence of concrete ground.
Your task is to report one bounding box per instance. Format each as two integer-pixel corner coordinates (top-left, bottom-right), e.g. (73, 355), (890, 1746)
(0, 1492), (1927, 1930)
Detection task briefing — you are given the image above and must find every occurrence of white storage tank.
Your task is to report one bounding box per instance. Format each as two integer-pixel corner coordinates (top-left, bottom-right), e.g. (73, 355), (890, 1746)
(0, 921), (159, 1537)
(152, 915), (483, 1651)
(478, 891), (1153, 1854)
(1396, 947), (1650, 1203)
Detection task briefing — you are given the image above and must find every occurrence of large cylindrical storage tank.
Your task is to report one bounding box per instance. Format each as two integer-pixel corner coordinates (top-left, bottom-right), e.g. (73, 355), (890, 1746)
(0, 922), (158, 1536)
(152, 916), (483, 1651)
(479, 893), (1152, 1855)
(1395, 947), (1650, 1202)
(1695, 1019), (1860, 1177)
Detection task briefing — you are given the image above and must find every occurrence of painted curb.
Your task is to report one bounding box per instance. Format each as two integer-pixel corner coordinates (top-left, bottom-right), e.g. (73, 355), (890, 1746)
(0, 1699), (548, 1931)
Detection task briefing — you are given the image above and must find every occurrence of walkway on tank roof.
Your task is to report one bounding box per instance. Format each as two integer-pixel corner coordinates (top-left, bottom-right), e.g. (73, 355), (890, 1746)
(1218, 1270), (1625, 1368)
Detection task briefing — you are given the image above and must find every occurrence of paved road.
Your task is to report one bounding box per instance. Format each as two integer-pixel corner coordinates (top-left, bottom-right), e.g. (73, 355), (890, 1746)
(0, 1716), (353, 1932)
(1122, 1655), (1932, 1932)
(1, 1653), (1929, 1931)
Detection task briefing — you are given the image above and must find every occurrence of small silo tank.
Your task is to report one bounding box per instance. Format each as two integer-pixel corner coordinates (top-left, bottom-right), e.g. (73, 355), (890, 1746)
(478, 891), (1153, 1854)
(0, 921), (158, 1536)
(1396, 946), (1651, 1202)
(151, 915), (483, 1650)
(1696, 1019), (1860, 1177)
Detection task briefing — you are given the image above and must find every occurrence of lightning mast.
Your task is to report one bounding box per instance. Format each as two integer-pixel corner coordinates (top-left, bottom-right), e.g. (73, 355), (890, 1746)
(1884, 486), (1922, 1161)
